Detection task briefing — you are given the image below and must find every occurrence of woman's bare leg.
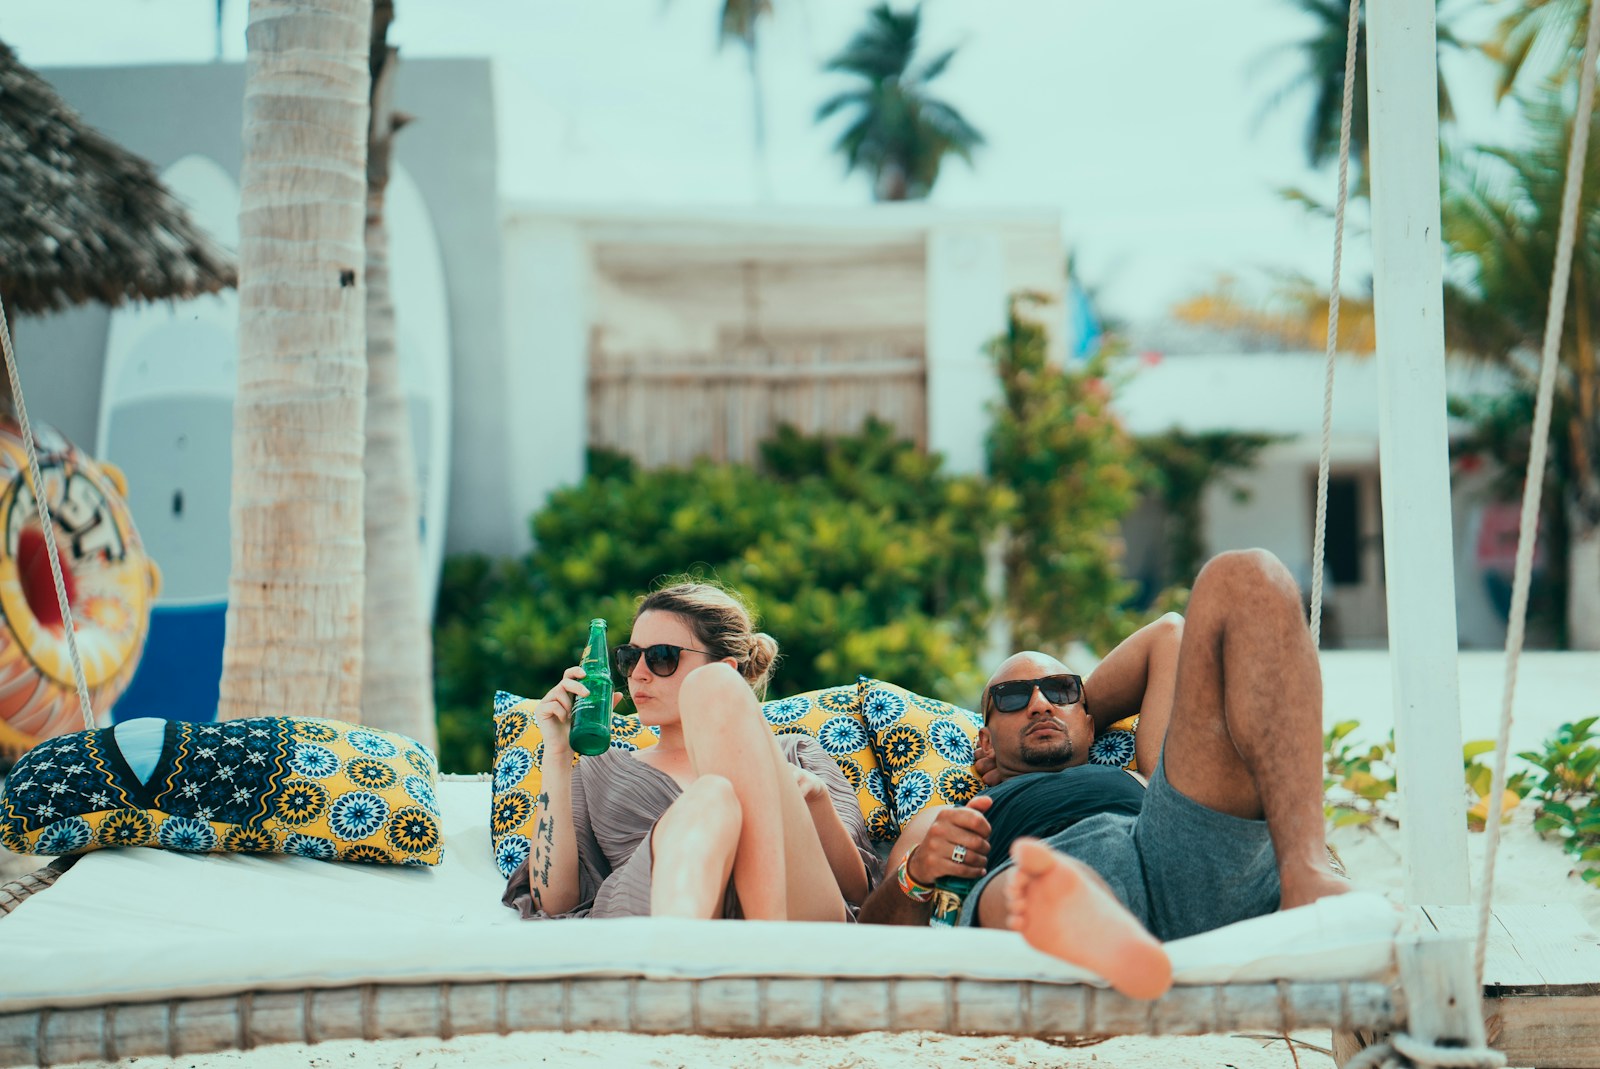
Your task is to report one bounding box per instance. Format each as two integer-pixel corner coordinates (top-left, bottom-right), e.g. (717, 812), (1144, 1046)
(678, 663), (846, 922)
(650, 775), (741, 918)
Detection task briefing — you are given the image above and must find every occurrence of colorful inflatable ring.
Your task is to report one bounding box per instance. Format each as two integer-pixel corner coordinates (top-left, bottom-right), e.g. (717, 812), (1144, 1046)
(0, 421), (160, 758)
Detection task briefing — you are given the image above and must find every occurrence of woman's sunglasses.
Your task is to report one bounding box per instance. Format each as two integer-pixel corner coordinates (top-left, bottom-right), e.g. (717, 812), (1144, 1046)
(612, 642), (718, 680)
(986, 674), (1084, 715)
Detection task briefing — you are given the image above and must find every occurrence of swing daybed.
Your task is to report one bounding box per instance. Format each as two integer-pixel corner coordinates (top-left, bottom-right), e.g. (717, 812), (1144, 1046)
(0, 777), (1416, 1066)
(2, 0), (1598, 1063)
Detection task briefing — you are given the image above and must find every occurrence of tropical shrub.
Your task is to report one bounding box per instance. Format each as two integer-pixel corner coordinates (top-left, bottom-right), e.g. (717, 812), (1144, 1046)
(433, 422), (1008, 772)
(985, 294), (1143, 654)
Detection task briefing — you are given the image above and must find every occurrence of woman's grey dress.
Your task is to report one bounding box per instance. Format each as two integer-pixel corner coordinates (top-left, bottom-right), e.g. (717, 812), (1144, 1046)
(503, 734), (883, 920)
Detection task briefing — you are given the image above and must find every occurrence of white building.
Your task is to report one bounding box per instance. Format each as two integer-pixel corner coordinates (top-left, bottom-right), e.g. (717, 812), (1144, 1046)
(501, 202), (1067, 546)
(1115, 351), (1518, 649)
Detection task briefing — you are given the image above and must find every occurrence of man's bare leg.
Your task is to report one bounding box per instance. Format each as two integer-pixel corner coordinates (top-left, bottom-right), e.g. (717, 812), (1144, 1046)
(1003, 838), (1172, 1000)
(1160, 549), (1349, 909)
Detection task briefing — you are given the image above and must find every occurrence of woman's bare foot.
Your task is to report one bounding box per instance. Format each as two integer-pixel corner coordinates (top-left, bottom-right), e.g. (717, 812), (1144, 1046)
(1006, 838), (1173, 1001)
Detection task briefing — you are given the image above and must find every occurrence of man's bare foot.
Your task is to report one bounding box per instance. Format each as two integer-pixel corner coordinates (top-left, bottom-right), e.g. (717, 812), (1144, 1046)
(1278, 864), (1354, 912)
(1006, 838), (1173, 1000)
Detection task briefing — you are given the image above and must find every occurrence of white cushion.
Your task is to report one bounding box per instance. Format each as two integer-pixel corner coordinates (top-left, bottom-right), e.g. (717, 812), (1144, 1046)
(0, 779), (1403, 1013)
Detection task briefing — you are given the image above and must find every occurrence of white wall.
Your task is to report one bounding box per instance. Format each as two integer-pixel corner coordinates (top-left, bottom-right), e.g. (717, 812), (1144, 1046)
(925, 228), (1007, 476)
(1201, 445), (1318, 587)
(501, 217), (590, 555)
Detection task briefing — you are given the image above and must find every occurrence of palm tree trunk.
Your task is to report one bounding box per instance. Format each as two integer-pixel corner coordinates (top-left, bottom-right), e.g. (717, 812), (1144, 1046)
(360, 12), (436, 747)
(1565, 274), (1599, 649)
(746, 41), (772, 201)
(221, 0), (372, 722)
(1570, 502), (1600, 649)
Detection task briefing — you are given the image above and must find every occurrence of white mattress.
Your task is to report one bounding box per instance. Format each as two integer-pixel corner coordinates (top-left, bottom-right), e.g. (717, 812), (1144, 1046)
(0, 780), (1405, 1013)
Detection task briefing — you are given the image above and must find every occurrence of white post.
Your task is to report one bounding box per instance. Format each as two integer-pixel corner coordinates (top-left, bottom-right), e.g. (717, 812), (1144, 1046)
(1365, 0), (1470, 904)
(925, 227), (1006, 475)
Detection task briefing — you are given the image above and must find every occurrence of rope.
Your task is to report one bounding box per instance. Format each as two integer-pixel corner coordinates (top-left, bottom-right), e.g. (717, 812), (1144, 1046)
(1343, 1032), (1506, 1069)
(1310, 0), (1362, 647)
(0, 299), (96, 731)
(1473, 0), (1600, 988)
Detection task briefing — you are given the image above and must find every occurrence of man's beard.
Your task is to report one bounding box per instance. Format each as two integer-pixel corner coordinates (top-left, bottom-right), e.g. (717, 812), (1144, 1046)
(1019, 731), (1074, 768)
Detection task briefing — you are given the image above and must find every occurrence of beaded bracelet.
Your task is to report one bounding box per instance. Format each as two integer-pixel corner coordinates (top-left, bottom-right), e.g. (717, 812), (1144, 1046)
(895, 844), (937, 903)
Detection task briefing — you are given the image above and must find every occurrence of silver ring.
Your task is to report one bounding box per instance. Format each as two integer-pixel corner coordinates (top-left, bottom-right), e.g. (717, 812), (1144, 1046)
(951, 844), (968, 864)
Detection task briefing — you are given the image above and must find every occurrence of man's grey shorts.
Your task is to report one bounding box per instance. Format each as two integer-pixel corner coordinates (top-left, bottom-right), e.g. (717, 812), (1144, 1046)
(959, 761), (1281, 941)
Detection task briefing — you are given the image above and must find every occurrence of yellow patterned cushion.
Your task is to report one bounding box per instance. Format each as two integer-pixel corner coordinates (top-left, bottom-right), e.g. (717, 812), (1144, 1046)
(859, 678), (985, 828)
(489, 689), (658, 879)
(759, 681), (896, 843)
(0, 717), (443, 866)
(861, 680), (1143, 827)
(488, 680), (898, 876)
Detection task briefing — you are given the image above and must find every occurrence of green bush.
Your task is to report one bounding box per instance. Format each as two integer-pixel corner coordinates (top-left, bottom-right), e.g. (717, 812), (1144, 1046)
(986, 294), (1143, 653)
(432, 421), (1008, 772)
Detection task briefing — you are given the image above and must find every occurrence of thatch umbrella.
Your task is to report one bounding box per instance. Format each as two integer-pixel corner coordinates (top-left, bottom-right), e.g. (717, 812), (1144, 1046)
(0, 40), (236, 318)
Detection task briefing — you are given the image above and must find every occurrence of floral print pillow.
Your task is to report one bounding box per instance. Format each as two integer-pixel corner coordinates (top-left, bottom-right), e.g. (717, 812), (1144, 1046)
(0, 717), (443, 866)
(859, 679), (985, 828)
(759, 682), (897, 843)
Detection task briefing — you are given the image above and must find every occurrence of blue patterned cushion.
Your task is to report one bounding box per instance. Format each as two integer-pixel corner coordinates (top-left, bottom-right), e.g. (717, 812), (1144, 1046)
(0, 717), (442, 866)
(1089, 716), (1140, 770)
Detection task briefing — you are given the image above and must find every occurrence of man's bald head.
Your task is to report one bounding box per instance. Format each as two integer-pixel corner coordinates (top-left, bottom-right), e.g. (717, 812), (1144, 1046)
(977, 649), (1093, 780)
(982, 651), (1072, 721)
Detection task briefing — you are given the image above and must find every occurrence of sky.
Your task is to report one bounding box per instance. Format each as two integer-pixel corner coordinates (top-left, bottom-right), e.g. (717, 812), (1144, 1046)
(1, 0), (1528, 324)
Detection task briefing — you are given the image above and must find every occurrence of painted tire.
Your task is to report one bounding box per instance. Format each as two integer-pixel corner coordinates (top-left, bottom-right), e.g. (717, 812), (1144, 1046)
(0, 422), (160, 757)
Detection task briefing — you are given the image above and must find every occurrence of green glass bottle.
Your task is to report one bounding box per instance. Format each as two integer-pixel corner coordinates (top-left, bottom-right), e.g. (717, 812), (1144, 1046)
(568, 618), (613, 757)
(928, 875), (977, 927)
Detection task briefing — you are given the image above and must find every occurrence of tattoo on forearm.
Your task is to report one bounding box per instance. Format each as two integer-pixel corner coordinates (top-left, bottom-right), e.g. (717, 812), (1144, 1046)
(529, 791), (551, 912)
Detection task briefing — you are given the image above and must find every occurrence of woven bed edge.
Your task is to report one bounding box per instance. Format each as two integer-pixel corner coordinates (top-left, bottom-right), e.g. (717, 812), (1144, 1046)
(0, 857), (75, 919)
(0, 976), (1405, 1067)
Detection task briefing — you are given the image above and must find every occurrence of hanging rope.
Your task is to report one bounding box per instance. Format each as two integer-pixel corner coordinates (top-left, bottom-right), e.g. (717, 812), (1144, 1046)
(1473, 0), (1600, 988)
(0, 298), (96, 732)
(1309, 0), (1362, 646)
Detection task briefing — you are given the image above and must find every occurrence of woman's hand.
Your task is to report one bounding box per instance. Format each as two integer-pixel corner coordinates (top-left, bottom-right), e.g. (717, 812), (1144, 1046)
(791, 764), (829, 805)
(534, 666), (590, 765)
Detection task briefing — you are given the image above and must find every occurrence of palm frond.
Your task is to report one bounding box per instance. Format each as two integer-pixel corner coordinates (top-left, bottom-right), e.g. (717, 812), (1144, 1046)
(911, 46), (956, 86)
(815, 89), (870, 122)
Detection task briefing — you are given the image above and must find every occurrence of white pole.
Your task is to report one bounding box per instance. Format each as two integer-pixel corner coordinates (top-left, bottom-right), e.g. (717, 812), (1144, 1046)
(1365, 0), (1470, 905)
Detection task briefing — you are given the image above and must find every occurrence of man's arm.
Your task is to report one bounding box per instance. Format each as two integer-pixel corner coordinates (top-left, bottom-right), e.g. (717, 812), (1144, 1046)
(858, 797), (993, 925)
(1083, 612), (1183, 774)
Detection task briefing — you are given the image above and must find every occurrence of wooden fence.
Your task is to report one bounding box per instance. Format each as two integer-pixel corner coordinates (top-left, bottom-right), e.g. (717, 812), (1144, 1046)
(589, 337), (926, 468)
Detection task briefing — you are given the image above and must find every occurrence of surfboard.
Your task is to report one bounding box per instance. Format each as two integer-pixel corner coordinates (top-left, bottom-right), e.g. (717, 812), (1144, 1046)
(97, 155), (452, 724)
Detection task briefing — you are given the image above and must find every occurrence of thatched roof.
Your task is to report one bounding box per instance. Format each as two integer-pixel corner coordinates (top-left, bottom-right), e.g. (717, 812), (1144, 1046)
(0, 41), (236, 315)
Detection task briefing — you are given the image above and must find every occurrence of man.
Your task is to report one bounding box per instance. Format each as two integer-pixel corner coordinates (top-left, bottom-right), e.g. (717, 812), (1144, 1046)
(858, 549), (1349, 1000)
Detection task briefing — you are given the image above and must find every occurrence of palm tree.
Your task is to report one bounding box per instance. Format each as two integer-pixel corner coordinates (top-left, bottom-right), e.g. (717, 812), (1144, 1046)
(718, 0), (775, 199)
(815, 2), (984, 201)
(1259, 0), (1458, 187)
(1440, 89), (1600, 648)
(361, 0), (435, 746)
(1489, 0), (1592, 98)
(221, 0), (373, 721)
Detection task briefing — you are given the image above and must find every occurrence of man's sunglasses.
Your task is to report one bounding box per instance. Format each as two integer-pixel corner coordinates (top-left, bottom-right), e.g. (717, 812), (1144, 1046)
(986, 674), (1084, 715)
(612, 642), (719, 680)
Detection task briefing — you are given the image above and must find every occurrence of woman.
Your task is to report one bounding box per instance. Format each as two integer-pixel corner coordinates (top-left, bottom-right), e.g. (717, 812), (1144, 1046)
(502, 581), (881, 921)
